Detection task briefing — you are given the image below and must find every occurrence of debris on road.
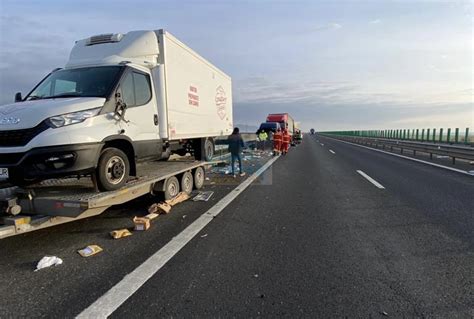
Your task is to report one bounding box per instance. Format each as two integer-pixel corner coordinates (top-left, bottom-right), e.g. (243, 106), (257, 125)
(145, 212), (159, 220)
(110, 229), (133, 239)
(133, 217), (151, 231)
(200, 233), (208, 238)
(166, 192), (190, 206)
(148, 202), (171, 215)
(380, 311), (388, 316)
(35, 256), (63, 271)
(192, 191), (214, 202)
(78, 245), (103, 257)
(253, 274), (259, 278)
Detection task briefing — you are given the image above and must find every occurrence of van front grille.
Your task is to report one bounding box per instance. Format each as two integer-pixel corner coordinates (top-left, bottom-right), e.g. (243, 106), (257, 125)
(0, 122), (49, 147)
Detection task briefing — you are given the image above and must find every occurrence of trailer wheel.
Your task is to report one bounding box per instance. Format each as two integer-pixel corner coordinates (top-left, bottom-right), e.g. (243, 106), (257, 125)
(96, 148), (130, 191)
(164, 176), (180, 200)
(180, 171), (193, 195)
(193, 166), (205, 189)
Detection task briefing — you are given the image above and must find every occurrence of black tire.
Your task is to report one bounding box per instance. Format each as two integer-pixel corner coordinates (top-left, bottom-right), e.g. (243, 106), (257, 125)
(164, 176), (180, 200)
(194, 138), (214, 161)
(96, 148), (130, 191)
(193, 166), (205, 190)
(180, 171), (193, 195)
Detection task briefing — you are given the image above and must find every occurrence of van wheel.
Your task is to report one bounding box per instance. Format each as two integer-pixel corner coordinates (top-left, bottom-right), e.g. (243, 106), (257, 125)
(164, 176), (180, 200)
(193, 166), (205, 189)
(204, 138), (214, 161)
(180, 171), (193, 195)
(96, 148), (130, 191)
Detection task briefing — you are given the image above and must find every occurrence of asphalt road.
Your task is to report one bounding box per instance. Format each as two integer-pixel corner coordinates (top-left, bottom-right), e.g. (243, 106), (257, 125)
(1, 135), (473, 318)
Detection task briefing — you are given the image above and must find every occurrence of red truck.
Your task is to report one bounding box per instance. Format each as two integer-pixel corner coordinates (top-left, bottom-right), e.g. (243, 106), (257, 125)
(266, 113), (295, 135)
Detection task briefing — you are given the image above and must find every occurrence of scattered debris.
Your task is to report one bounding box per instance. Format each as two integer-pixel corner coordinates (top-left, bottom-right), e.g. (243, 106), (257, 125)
(35, 256), (63, 271)
(200, 233), (208, 238)
(182, 215), (187, 219)
(470, 161), (474, 165)
(166, 192), (190, 206)
(133, 217), (151, 231)
(78, 245), (103, 257)
(110, 229), (133, 239)
(380, 311), (388, 316)
(145, 212), (159, 220)
(192, 191), (214, 202)
(253, 274), (259, 278)
(148, 202), (171, 215)
(205, 177), (210, 180)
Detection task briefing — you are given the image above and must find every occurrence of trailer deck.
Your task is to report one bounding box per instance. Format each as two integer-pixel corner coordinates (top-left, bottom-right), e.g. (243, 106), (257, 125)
(0, 160), (210, 239)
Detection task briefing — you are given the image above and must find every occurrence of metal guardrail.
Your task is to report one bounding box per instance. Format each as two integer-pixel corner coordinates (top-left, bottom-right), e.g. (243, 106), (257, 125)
(322, 127), (473, 146)
(322, 134), (474, 164)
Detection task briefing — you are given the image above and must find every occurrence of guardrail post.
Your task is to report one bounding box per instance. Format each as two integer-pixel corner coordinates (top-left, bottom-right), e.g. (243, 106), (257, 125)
(454, 128), (459, 143)
(426, 128), (430, 142)
(465, 128), (470, 145)
(416, 129), (419, 141)
(421, 129), (425, 142)
(432, 128), (436, 142)
(447, 128), (451, 143)
(403, 129), (406, 139)
(439, 128), (443, 143)
(407, 129), (410, 139)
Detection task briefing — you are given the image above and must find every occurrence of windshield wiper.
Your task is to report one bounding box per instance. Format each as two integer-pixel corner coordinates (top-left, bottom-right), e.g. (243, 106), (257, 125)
(47, 93), (82, 99)
(27, 95), (44, 100)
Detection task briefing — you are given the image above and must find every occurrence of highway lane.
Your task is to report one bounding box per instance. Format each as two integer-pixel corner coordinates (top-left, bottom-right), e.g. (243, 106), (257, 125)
(109, 135), (473, 318)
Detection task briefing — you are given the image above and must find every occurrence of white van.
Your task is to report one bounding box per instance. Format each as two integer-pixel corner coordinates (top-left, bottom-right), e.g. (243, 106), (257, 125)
(0, 30), (233, 190)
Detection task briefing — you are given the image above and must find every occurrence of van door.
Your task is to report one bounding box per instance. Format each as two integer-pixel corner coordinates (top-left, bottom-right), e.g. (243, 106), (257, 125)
(118, 68), (162, 159)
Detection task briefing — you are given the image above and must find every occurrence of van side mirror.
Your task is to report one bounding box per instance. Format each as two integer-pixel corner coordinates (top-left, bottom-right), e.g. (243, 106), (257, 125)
(15, 92), (22, 102)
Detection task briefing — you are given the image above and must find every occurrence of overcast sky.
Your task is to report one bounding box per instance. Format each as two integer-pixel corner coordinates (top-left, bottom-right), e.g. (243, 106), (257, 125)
(0, 0), (472, 131)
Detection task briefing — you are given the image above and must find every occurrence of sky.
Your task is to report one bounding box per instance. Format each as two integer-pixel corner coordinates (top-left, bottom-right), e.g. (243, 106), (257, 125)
(0, 0), (472, 131)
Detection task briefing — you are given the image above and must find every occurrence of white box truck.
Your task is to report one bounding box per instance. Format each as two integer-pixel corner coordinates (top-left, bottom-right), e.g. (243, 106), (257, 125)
(0, 30), (233, 190)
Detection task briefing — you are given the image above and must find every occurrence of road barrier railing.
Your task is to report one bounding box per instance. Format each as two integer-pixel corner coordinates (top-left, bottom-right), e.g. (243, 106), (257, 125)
(320, 134), (474, 165)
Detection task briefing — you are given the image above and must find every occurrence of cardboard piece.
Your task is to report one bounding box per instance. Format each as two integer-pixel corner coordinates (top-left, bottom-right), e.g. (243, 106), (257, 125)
(78, 245), (103, 257)
(148, 202), (171, 215)
(133, 217), (151, 231)
(165, 192), (190, 206)
(145, 212), (159, 220)
(110, 229), (133, 239)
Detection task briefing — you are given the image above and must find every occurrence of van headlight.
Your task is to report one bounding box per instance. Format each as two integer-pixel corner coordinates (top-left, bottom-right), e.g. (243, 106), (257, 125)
(48, 108), (101, 128)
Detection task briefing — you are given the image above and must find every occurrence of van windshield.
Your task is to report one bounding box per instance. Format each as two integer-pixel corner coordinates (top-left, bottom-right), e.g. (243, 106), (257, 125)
(26, 66), (123, 100)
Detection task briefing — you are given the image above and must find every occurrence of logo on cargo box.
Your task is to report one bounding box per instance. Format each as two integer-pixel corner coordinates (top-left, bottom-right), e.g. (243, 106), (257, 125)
(215, 86), (227, 120)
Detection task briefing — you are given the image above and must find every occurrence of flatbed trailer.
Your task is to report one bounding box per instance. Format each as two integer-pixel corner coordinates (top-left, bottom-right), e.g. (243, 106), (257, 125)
(0, 160), (211, 239)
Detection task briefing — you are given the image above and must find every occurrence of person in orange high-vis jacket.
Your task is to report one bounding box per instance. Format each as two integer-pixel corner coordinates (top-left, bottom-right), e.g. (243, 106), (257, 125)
(273, 128), (282, 156)
(281, 129), (291, 155)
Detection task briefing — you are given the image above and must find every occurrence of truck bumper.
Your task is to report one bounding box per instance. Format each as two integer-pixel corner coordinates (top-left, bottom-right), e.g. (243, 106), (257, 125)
(0, 143), (103, 181)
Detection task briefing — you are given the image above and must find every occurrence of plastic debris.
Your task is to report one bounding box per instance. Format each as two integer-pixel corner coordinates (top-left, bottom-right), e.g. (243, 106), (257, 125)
(78, 245), (103, 257)
(380, 311), (388, 316)
(110, 229), (133, 239)
(193, 191), (214, 202)
(205, 177), (210, 180)
(35, 256), (63, 271)
(200, 234), (208, 238)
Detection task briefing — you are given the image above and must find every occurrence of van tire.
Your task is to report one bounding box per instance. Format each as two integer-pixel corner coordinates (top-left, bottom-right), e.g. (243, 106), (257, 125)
(96, 148), (130, 191)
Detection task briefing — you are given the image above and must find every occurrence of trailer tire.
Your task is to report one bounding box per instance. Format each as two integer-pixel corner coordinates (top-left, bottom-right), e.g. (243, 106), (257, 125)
(96, 148), (130, 191)
(164, 176), (180, 200)
(194, 138), (214, 162)
(193, 166), (205, 190)
(180, 171), (193, 195)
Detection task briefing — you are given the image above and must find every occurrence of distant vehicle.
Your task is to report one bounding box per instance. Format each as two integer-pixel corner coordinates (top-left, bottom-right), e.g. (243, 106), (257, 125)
(310, 128), (315, 135)
(266, 113), (294, 135)
(293, 129), (303, 144)
(0, 30), (233, 191)
(258, 122), (281, 133)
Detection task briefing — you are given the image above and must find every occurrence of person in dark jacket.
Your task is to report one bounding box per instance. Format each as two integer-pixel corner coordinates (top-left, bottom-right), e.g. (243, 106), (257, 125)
(228, 127), (245, 177)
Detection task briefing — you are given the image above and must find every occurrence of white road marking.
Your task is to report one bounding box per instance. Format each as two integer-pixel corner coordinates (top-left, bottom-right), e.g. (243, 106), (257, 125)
(76, 156), (280, 319)
(329, 149), (336, 154)
(325, 137), (474, 177)
(357, 170), (385, 189)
